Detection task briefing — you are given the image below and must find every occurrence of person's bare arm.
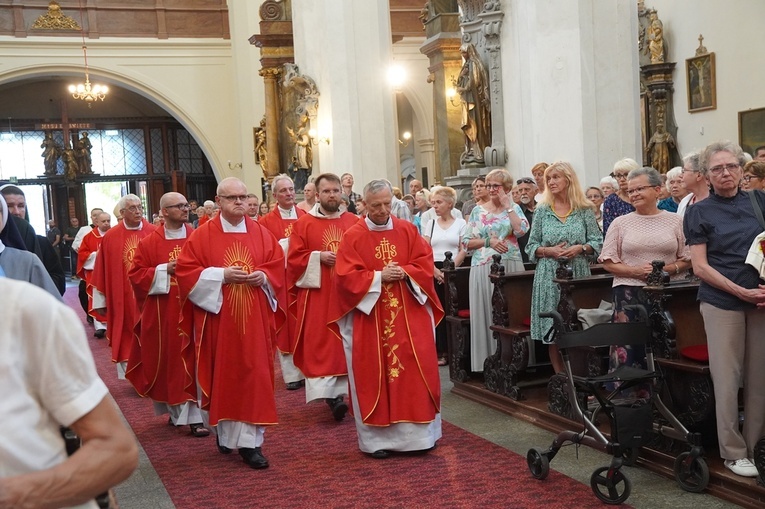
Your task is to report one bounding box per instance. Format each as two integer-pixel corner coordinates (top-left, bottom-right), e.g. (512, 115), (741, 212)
(0, 396), (138, 509)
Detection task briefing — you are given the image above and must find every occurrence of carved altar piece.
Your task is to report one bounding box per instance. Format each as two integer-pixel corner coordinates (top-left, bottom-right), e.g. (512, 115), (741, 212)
(281, 64), (320, 191)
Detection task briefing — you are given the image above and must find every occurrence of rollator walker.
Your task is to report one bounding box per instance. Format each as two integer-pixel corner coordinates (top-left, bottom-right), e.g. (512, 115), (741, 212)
(526, 306), (708, 505)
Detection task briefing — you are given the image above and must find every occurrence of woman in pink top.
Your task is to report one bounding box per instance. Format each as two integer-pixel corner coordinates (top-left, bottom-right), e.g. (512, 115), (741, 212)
(598, 167), (692, 375)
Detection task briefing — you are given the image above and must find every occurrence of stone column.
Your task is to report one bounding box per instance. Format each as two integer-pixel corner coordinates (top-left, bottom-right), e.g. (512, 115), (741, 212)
(420, 11), (463, 183)
(291, 0), (399, 186)
(501, 0), (640, 185)
(259, 67), (282, 183)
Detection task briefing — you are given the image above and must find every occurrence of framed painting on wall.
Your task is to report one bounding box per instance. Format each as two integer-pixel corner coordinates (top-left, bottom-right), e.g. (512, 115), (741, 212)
(739, 107), (765, 156)
(686, 52), (716, 113)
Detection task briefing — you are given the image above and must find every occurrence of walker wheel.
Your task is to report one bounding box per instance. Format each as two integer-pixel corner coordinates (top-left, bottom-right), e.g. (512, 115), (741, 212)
(673, 451), (709, 493)
(527, 447), (550, 480)
(590, 466), (631, 505)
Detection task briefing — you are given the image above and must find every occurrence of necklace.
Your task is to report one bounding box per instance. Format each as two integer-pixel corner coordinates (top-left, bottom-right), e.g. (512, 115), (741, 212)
(553, 205), (573, 220)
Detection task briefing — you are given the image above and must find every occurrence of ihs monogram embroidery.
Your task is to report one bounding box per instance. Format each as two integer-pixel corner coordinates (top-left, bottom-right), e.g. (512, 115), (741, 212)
(168, 245), (182, 262)
(374, 238), (397, 266)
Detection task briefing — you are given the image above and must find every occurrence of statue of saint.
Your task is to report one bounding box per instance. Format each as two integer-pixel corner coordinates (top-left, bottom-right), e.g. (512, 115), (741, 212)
(40, 131), (61, 176)
(645, 121), (676, 175)
(254, 117), (268, 176)
(75, 132), (93, 174)
(62, 148), (79, 181)
(286, 115), (313, 171)
(646, 11), (665, 64)
(455, 43), (492, 166)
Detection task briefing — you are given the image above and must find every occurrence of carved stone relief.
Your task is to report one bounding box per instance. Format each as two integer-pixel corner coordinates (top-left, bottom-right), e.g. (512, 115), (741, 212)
(280, 64), (320, 191)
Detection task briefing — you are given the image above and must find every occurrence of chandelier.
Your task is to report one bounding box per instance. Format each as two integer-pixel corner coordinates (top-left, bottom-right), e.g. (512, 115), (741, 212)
(68, 0), (107, 102)
(68, 45), (108, 102)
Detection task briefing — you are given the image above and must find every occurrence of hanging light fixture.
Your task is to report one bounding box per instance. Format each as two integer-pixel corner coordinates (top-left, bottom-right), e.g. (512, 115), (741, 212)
(68, 0), (107, 102)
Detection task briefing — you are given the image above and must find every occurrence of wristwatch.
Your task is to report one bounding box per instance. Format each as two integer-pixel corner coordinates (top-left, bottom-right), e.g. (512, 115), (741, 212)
(581, 244), (587, 253)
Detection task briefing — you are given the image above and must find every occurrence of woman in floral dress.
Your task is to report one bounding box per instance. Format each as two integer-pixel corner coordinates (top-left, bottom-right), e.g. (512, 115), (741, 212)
(525, 161), (603, 373)
(462, 169), (529, 372)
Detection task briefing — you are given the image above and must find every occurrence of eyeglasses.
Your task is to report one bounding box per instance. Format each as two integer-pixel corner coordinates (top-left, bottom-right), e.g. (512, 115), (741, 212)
(125, 205), (143, 212)
(218, 194), (248, 202)
(485, 184), (503, 190)
(742, 175), (762, 182)
(681, 168), (698, 174)
(516, 177), (535, 185)
(165, 203), (191, 210)
(611, 172), (630, 180)
(626, 185), (658, 196)
(708, 163), (741, 176)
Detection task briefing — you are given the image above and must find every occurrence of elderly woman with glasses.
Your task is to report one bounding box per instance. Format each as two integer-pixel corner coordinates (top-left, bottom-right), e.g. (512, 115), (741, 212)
(602, 158), (640, 235)
(462, 168), (528, 372)
(658, 166), (688, 213)
(684, 141), (765, 478)
(599, 167), (690, 384)
(525, 161), (602, 374)
(742, 161), (765, 192)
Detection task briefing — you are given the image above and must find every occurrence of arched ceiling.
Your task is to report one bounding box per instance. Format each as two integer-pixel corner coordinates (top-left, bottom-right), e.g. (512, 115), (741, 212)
(0, 77), (172, 128)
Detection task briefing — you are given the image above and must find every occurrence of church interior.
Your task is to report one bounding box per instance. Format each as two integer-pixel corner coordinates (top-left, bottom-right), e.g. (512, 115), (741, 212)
(1, 1), (765, 507)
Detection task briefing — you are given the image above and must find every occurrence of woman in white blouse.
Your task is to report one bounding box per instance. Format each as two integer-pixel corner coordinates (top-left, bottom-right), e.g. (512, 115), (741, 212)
(424, 186), (467, 365)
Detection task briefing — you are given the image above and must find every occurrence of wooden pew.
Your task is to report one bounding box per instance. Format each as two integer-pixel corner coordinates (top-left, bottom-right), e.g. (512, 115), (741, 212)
(442, 252), (473, 383)
(547, 262), (615, 418)
(643, 262), (714, 436)
(485, 255), (545, 400)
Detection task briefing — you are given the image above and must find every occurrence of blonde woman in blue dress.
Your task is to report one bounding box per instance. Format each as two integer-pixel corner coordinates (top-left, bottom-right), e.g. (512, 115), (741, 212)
(462, 168), (529, 372)
(525, 161), (603, 373)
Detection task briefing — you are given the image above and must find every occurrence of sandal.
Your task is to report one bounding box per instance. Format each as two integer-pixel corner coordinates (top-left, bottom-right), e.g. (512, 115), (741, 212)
(190, 423), (210, 437)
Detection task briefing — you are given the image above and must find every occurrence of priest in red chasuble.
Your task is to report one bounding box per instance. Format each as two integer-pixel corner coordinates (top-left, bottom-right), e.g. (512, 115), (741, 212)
(91, 194), (156, 379)
(77, 211), (110, 338)
(259, 174), (306, 390)
(126, 192), (208, 438)
(176, 177), (286, 470)
(286, 173), (358, 421)
(328, 179), (444, 459)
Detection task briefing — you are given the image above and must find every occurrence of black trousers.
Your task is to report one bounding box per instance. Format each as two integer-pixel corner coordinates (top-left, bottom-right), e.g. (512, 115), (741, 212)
(433, 261), (447, 357)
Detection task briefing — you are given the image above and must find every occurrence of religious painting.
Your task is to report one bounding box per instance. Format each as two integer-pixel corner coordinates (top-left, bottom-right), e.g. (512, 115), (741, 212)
(738, 108), (765, 157)
(686, 52), (716, 113)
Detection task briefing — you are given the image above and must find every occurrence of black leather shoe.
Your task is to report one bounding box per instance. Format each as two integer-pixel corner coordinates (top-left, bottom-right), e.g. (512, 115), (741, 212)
(86, 315), (94, 325)
(239, 447), (269, 469)
(331, 398), (348, 422)
(93, 329), (106, 339)
(369, 449), (390, 459)
(216, 435), (231, 454)
(285, 380), (304, 390)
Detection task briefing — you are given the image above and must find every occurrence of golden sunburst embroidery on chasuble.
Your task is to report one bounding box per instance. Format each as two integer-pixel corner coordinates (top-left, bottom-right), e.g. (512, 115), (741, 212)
(122, 234), (140, 272)
(322, 224), (345, 253)
(223, 241), (257, 336)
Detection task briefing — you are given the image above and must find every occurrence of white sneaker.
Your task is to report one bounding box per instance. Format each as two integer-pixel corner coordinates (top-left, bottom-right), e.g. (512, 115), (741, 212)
(724, 458), (758, 477)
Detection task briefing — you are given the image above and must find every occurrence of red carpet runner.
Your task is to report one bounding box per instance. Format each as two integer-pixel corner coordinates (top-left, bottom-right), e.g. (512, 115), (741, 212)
(65, 287), (611, 508)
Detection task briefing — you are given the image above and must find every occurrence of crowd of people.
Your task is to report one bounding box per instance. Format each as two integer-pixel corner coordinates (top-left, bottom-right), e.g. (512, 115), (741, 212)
(3, 139), (765, 504)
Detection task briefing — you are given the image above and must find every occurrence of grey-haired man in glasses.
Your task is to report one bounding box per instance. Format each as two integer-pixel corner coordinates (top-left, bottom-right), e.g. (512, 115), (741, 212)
(516, 177), (538, 264)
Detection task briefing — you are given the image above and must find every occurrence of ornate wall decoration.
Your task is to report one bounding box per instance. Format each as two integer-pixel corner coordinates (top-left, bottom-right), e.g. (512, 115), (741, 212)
(282, 64), (319, 120)
(31, 1), (80, 31)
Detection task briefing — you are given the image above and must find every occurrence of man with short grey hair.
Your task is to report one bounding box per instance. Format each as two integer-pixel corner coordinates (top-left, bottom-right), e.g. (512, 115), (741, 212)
(259, 174), (306, 390)
(328, 179), (443, 459)
(91, 194), (156, 378)
(176, 177), (287, 469)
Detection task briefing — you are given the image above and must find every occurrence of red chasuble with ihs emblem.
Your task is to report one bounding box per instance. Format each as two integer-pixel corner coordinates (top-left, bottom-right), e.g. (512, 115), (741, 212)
(328, 217), (444, 426)
(125, 224), (196, 405)
(175, 215), (286, 426)
(90, 219), (156, 364)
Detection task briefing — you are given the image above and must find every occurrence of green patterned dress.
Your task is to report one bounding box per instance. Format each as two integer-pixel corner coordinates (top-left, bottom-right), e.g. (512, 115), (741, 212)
(525, 205), (603, 343)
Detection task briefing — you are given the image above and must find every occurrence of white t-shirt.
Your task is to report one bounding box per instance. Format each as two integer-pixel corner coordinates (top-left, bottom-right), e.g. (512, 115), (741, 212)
(0, 279), (107, 509)
(423, 217), (467, 262)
